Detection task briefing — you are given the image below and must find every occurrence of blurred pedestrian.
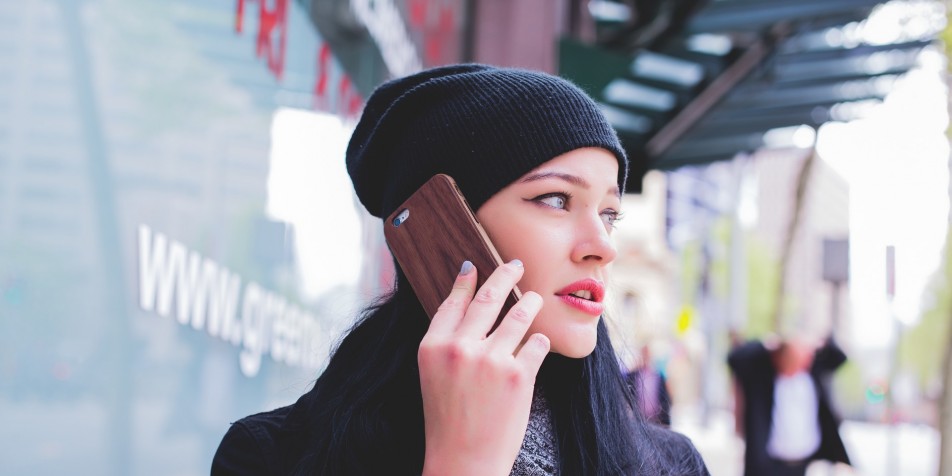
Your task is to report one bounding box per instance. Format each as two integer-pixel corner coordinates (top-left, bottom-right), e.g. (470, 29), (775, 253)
(625, 344), (672, 426)
(727, 334), (851, 476)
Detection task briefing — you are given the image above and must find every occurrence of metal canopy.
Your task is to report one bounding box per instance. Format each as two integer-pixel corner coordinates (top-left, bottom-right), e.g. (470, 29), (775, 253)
(559, 0), (943, 192)
(684, 0), (882, 33)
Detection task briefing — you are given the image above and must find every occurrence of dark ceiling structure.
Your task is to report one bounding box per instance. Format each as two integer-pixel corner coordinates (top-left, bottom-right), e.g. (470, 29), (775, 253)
(559, 0), (943, 192)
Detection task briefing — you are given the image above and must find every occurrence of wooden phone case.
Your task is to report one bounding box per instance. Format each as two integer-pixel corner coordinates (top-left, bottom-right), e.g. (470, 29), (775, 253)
(384, 174), (521, 321)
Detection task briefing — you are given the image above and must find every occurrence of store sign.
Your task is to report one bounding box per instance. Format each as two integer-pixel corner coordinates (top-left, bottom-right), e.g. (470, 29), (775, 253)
(236, 0), (363, 119)
(137, 225), (325, 378)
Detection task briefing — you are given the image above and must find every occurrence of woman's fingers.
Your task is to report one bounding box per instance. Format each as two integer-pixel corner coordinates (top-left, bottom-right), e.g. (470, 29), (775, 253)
(454, 260), (524, 338)
(515, 332), (550, 374)
(428, 261), (478, 337)
(486, 291), (543, 354)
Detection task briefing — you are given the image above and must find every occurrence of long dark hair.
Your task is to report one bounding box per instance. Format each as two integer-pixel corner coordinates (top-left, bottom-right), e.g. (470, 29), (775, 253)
(293, 271), (654, 475)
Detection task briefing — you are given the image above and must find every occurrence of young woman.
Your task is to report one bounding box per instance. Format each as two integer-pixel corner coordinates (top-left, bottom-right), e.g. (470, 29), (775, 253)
(212, 64), (710, 476)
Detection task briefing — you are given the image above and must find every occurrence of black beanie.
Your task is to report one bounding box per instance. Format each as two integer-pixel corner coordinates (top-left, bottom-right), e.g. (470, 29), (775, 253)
(346, 63), (629, 219)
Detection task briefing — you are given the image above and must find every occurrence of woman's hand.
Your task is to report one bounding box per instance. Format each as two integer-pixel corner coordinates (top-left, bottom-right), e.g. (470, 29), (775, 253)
(419, 260), (550, 476)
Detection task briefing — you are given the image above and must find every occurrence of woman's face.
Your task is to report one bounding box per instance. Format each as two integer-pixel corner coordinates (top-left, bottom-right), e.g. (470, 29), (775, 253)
(476, 147), (621, 357)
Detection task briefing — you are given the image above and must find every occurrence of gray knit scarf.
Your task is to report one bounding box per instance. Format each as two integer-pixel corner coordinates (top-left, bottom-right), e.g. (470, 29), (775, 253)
(510, 388), (559, 476)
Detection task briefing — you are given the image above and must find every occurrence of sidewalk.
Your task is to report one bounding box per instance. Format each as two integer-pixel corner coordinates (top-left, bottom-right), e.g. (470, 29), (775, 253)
(673, 409), (939, 476)
(672, 408), (743, 476)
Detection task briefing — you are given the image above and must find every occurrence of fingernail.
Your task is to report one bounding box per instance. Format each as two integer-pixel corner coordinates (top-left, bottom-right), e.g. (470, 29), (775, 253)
(532, 333), (550, 350)
(459, 260), (474, 276)
(510, 259), (523, 268)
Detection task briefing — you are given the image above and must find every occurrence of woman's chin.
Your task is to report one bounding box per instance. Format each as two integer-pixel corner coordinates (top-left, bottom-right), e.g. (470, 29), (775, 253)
(550, 335), (597, 358)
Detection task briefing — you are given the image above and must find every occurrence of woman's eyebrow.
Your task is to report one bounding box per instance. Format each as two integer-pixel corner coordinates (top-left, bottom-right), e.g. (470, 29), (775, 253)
(520, 172), (621, 198)
(520, 172), (588, 187)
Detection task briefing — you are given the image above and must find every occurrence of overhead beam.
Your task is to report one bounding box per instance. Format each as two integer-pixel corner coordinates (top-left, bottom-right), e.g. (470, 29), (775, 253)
(686, 0), (879, 33)
(645, 22), (790, 159)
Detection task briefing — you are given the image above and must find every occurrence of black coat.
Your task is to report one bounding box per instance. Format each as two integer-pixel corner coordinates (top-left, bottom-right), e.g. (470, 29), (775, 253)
(211, 383), (711, 476)
(727, 339), (851, 476)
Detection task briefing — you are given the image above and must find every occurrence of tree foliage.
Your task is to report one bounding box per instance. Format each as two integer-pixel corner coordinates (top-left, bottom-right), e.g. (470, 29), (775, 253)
(899, 230), (952, 393)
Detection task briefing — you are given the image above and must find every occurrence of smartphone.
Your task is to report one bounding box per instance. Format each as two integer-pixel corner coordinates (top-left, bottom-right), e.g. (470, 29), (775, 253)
(384, 174), (521, 322)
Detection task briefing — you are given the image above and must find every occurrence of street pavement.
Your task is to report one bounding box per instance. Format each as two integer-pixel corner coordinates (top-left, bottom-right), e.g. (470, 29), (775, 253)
(673, 408), (939, 476)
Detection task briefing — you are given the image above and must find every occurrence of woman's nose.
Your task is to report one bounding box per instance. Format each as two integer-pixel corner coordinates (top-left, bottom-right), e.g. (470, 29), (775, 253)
(570, 214), (617, 264)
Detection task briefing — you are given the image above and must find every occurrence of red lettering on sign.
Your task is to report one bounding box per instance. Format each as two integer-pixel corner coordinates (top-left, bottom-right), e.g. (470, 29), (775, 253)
(313, 43), (331, 111)
(409, 0), (427, 26)
(347, 91), (363, 119)
(338, 76), (363, 120)
(235, 0), (288, 80)
(315, 44), (330, 98)
(406, 0), (458, 65)
(235, 0), (364, 118)
(313, 43), (363, 119)
(236, 0), (246, 33)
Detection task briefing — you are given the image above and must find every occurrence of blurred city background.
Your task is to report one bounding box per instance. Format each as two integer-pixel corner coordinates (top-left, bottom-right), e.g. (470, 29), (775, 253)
(1, 0), (951, 474)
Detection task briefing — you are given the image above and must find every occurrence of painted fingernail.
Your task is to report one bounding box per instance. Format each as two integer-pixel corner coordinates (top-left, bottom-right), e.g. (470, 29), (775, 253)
(510, 259), (523, 268)
(459, 260), (474, 276)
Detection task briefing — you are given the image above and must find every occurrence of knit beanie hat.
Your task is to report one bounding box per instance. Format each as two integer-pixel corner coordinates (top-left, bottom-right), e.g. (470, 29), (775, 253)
(346, 63), (629, 219)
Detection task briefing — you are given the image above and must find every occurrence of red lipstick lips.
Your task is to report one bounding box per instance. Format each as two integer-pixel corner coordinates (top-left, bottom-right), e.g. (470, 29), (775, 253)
(555, 279), (605, 316)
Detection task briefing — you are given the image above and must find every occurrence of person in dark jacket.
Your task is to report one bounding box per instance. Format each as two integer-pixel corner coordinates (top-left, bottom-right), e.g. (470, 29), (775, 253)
(212, 64), (710, 476)
(728, 335), (851, 476)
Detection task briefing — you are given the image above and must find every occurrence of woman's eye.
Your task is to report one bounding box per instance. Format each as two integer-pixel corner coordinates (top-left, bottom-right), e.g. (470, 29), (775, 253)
(535, 193), (568, 209)
(601, 210), (623, 228)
